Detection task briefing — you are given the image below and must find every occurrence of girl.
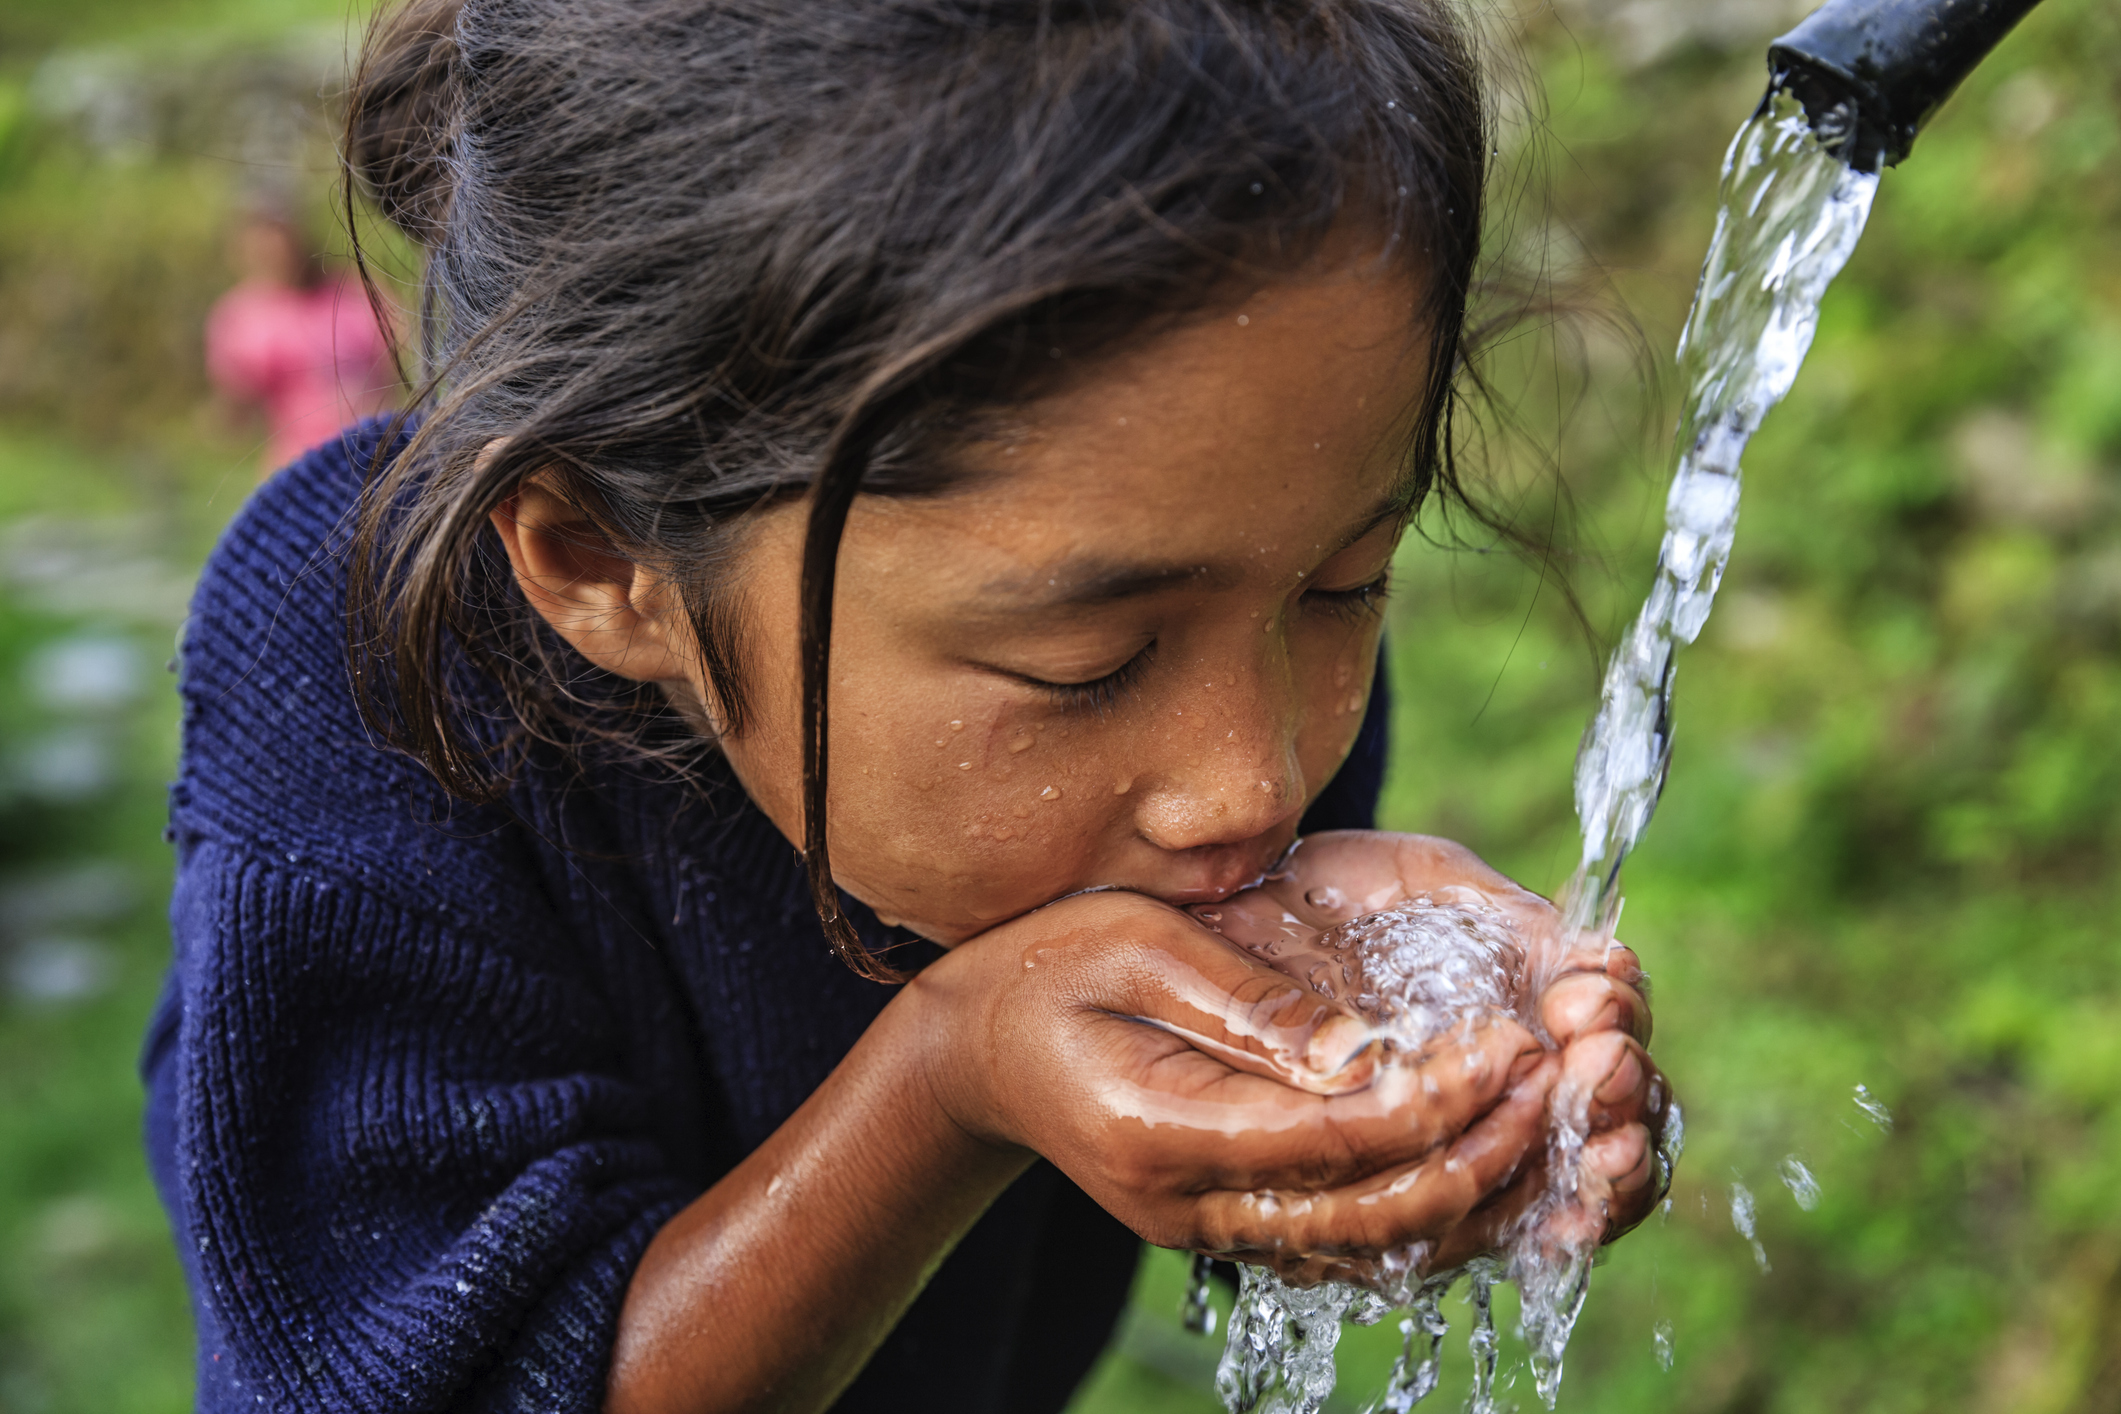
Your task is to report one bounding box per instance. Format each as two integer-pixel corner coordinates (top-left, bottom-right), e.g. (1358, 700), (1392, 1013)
(144, 1), (1669, 1411)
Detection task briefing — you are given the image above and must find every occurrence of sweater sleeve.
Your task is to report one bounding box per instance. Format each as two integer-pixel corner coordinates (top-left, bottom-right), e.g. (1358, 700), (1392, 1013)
(157, 836), (695, 1414)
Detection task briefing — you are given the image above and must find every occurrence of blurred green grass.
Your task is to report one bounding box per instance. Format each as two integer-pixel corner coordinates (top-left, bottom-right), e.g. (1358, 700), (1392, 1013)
(0, 1), (2116, 1412)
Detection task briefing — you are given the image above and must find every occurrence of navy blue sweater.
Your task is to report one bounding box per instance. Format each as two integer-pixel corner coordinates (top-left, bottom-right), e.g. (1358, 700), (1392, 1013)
(142, 420), (1389, 1413)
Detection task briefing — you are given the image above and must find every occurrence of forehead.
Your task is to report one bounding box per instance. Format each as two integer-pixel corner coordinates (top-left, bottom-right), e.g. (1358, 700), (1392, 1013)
(864, 263), (1432, 586)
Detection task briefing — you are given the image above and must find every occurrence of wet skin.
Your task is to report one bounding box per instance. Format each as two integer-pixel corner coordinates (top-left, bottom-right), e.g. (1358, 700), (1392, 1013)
(490, 239), (1670, 1413)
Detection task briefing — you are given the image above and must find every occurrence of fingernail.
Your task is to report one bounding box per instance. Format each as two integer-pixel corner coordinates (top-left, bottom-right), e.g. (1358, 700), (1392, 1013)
(1598, 1138), (1653, 1192)
(1595, 1048), (1644, 1106)
(1306, 1014), (1374, 1074)
(1508, 1049), (1545, 1087)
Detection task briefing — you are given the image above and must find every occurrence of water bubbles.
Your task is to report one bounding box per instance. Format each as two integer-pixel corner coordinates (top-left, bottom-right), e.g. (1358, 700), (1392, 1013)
(1657, 1098), (1687, 1194)
(1376, 1294), (1447, 1412)
(1301, 885), (1343, 913)
(1212, 902), (1596, 1413)
(1218, 1265), (1361, 1414)
(1778, 1156), (1820, 1211)
(1729, 1179), (1769, 1273)
(1181, 1252), (1219, 1336)
(1852, 1083), (1893, 1132)
(1465, 1265), (1501, 1414)
(1653, 1319), (1675, 1370)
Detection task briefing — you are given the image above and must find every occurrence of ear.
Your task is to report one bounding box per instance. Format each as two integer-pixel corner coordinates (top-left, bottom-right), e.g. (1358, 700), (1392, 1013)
(489, 475), (695, 688)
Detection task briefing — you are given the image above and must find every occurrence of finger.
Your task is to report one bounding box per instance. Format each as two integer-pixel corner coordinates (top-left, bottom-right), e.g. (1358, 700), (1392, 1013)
(1112, 903), (1386, 1093)
(1417, 1152), (1552, 1274)
(1588, 1123), (1663, 1238)
(1179, 1051), (1555, 1258)
(1229, 831), (1546, 930)
(1551, 1030), (1668, 1152)
(1539, 971), (1651, 1047)
(1096, 1013), (1550, 1194)
(1022, 892), (1378, 1093)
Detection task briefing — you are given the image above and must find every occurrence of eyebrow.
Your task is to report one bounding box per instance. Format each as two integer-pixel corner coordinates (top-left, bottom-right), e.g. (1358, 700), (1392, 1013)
(979, 560), (1238, 610)
(979, 496), (1411, 612)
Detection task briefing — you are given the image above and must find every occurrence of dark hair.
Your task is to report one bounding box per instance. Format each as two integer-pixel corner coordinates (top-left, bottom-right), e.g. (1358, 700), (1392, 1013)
(344, 0), (1493, 981)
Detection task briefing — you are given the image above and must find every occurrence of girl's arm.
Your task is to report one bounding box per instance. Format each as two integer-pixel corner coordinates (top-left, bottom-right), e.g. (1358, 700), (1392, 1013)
(606, 981), (1027, 1414)
(607, 888), (1664, 1414)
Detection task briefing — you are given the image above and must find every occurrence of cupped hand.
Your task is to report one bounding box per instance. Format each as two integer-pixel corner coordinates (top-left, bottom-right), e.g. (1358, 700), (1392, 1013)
(1190, 831), (1673, 1252)
(906, 889), (1558, 1271)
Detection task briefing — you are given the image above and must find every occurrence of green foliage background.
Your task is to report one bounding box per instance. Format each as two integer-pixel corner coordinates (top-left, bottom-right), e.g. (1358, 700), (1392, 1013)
(0, 1), (2114, 1411)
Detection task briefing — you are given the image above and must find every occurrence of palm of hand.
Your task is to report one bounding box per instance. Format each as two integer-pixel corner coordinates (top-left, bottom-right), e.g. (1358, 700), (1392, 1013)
(925, 832), (1669, 1287)
(1184, 831), (1671, 1282)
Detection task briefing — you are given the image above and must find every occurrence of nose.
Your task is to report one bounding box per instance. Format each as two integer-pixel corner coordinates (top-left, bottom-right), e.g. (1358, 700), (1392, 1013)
(1133, 661), (1307, 857)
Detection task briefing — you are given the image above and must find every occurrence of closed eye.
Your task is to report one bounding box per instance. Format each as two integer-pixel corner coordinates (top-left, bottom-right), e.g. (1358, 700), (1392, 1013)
(1014, 642), (1156, 717)
(1305, 571), (1391, 622)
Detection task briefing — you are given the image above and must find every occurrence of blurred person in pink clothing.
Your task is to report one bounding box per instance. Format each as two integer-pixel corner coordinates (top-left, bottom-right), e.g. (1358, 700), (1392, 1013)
(205, 205), (399, 477)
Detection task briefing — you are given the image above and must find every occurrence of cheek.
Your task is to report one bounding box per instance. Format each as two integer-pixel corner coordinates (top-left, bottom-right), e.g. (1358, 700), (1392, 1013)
(826, 684), (1130, 901)
(1292, 617), (1385, 782)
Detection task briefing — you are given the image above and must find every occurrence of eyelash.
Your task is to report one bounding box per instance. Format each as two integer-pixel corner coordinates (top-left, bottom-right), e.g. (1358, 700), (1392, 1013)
(1030, 643), (1156, 715)
(1307, 572), (1393, 622)
(1021, 574), (1387, 713)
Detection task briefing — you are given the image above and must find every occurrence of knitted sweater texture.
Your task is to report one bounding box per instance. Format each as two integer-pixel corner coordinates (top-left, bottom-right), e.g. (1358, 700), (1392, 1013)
(142, 419), (1389, 1413)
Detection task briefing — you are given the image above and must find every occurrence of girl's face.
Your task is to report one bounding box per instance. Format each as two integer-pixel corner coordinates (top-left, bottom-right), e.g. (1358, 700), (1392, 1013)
(713, 257), (1433, 946)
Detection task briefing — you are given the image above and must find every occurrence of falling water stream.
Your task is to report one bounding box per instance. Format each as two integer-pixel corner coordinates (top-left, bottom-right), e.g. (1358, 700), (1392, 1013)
(1199, 90), (1882, 1413)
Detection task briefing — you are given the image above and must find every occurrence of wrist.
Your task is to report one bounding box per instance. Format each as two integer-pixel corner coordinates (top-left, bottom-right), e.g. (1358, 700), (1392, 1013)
(887, 948), (1030, 1163)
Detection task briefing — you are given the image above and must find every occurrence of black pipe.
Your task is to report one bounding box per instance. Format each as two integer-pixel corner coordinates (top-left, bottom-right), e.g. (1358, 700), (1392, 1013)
(1766, 0), (2047, 172)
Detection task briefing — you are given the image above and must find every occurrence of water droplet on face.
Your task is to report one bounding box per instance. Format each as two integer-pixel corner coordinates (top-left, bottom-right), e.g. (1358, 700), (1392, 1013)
(1304, 885), (1345, 913)
(1008, 733), (1034, 753)
(957, 761), (973, 770)
(1112, 777), (1132, 795)
(1038, 785), (1062, 801)
(949, 720), (964, 731)
(1195, 908), (1222, 924)
(1257, 779), (1274, 793)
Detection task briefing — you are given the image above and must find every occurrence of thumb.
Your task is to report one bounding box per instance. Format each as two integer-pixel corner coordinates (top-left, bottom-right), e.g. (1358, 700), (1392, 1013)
(1050, 893), (1384, 1094)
